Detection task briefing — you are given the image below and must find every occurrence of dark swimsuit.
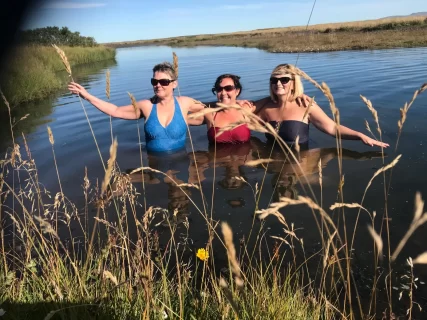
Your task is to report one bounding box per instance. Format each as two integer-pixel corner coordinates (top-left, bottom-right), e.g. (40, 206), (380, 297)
(207, 112), (251, 144)
(266, 120), (309, 145)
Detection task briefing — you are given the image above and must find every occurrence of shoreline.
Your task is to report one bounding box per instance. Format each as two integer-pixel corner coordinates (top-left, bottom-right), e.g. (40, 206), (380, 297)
(103, 16), (427, 53)
(0, 45), (116, 106)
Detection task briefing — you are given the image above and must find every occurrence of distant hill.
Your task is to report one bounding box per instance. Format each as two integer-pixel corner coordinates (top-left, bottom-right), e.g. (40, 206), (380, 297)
(382, 12), (427, 19)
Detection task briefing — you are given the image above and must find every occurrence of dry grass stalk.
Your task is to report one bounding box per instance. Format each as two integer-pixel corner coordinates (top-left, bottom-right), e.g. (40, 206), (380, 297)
(412, 252), (427, 264)
(192, 99), (206, 107)
(52, 44), (72, 76)
(323, 231), (337, 268)
(302, 96), (314, 121)
(364, 119), (377, 139)
(330, 203), (372, 218)
(258, 211), (289, 228)
(103, 270), (119, 285)
(172, 52), (179, 78)
(221, 222), (243, 287)
(1, 87), (17, 163)
(106, 69), (111, 100)
(318, 158), (322, 187)
(245, 158), (276, 167)
(321, 82), (340, 125)
(218, 277), (241, 318)
(127, 92), (139, 117)
(34, 216), (59, 239)
(292, 67), (340, 125)
(413, 192), (424, 221)
(391, 192), (427, 261)
(365, 154), (402, 191)
(396, 83), (427, 149)
(367, 225), (383, 259)
(175, 183), (200, 189)
(270, 235), (292, 248)
(295, 135), (300, 156)
(258, 195), (337, 231)
(47, 126), (54, 145)
(360, 95), (381, 135)
(101, 138), (118, 195)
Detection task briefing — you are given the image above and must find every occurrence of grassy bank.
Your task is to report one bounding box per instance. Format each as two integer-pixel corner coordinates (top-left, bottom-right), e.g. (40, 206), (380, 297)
(104, 16), (427, 52)
(0, 45), (116, 105)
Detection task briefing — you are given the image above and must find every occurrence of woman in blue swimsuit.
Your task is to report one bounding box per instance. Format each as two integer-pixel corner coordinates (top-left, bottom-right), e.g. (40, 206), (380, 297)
(249, 63), (389, 148)
(68, 62), (204, 153)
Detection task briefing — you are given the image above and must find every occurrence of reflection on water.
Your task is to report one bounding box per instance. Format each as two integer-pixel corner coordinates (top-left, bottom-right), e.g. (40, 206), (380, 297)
(123, 139), (385, 229)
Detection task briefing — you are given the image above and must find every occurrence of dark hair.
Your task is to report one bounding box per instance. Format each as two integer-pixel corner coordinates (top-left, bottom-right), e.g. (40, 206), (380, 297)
(212, 74), (242, 97)
(152, 62), (177, 79)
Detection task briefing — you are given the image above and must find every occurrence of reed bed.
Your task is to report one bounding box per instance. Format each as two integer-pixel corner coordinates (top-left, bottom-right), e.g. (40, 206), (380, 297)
(0, 49), (426, 320)
(0, 45), (116, 105)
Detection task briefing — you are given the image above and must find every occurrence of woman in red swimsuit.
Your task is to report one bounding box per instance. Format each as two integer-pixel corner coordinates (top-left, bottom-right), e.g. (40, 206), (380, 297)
(197, 74), (251, 144)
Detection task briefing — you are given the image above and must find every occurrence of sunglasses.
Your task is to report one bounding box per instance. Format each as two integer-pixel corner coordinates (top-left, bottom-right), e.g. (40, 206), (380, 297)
(270, 77), (292, 85)
(151, 78), (176, 86)
(212, 85), (236, 95)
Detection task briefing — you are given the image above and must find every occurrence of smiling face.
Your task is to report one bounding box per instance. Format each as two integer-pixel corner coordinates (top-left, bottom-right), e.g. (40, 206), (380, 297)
(270, 73), (294, 99)
(216, 77), (240, 105)
(152, 71), (177, 99)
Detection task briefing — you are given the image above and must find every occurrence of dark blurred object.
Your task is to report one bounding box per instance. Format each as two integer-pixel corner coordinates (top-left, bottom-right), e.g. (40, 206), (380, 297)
(0, 0), (42, 64)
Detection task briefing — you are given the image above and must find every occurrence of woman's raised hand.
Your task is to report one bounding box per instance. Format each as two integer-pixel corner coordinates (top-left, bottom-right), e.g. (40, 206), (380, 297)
(68, 82), (90, 100)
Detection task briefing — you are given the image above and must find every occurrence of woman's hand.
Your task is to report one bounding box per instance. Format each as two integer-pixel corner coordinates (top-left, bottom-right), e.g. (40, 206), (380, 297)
(359, 133), (389, 148)
(68, 82), (90, 100)
(236, 100), (255, 112)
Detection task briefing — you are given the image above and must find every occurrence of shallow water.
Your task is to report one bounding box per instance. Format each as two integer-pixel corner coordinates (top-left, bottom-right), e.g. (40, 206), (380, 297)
(3, 45), (427, 315)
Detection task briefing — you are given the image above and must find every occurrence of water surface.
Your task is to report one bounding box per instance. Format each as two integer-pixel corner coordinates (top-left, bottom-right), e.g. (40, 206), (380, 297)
(4, 45), (427, 315)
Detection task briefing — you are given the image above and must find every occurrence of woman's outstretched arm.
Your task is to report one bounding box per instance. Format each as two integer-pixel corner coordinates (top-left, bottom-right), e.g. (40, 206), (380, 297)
(309, 100), (389, 148)
(68, 82), (144, 120)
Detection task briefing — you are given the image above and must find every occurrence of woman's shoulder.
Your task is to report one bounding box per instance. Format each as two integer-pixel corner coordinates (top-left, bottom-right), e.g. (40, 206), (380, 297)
(176, 95), (196, 105)
(296, 94), (316, 108)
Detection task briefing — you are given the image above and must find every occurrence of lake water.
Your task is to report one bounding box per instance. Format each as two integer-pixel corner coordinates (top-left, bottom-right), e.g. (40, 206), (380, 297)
(3, 46), (427, 315)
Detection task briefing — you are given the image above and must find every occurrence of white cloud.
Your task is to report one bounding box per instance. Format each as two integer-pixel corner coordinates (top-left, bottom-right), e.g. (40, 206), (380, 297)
(44, 2), (106, 9)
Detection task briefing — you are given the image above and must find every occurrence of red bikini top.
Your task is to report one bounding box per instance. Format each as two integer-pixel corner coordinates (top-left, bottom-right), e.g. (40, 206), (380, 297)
(207, 111), (251, 144)
(207, 124), (250, 144)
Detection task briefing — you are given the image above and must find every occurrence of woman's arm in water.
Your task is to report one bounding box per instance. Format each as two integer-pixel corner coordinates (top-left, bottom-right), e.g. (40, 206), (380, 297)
(68, 82), (144, 120)
(308, 101), (389, 148)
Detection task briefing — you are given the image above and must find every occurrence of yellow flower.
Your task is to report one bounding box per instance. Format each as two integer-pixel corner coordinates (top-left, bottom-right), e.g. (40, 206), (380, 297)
(196, 248), (209, 262)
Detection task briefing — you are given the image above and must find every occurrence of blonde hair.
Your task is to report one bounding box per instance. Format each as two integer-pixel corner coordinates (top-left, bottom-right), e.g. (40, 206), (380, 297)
(269, 64), (304, 102)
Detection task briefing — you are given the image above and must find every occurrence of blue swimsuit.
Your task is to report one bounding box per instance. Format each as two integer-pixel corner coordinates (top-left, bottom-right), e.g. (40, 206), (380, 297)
(144, 97), (187, 153)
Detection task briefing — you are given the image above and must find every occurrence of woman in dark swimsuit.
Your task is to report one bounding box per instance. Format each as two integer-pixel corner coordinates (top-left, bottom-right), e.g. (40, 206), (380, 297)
(249, 64), (389, 148)
(192, 74), (251, 144)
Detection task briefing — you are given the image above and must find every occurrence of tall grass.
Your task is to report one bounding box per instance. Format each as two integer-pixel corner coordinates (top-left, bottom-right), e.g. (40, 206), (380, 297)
(1, 49), (427, 320)
(0, 45), (116, 105)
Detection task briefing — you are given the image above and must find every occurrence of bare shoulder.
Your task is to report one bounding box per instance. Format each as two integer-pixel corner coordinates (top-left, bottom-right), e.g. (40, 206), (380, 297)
(136, 99), (153, 118)
(138, 99), (153, 110)
(297, 94), (318, 109)
(254, 97), (274, 114)
(176, 96), (195, 106)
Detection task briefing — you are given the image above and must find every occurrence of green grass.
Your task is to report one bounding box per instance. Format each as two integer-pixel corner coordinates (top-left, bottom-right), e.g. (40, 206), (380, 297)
(0, 45), (116, 106)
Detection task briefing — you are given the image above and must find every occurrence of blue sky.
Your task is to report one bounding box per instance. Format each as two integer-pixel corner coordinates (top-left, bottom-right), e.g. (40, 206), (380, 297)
(23, 0), (426, 43)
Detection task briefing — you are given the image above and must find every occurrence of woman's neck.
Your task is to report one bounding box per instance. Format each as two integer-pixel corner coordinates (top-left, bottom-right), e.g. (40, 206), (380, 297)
(156, 95), (174, 106)
(276, 95), (290, 108)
